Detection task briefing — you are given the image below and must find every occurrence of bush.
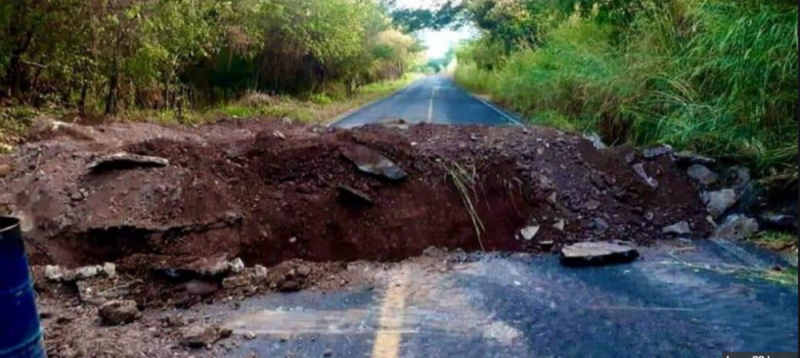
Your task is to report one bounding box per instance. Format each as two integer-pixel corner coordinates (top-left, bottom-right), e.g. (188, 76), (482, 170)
(457, 0), (798, 183)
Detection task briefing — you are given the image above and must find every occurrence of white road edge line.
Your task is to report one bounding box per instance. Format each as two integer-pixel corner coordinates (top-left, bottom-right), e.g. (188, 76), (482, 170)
(325, 79), (421, 127)
(427, 86), (436, 123)
(467, 92), (526, 127)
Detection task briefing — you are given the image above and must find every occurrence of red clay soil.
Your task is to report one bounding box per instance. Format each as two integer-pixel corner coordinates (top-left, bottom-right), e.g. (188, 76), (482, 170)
(0, 119), (711, 272)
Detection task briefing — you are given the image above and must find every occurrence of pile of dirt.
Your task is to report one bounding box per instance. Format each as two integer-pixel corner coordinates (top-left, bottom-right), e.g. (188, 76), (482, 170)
(1, 119), (710, 274)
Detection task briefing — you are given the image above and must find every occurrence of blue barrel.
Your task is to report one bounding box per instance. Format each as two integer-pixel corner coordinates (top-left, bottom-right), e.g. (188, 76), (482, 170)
(1, 217), (46, 358)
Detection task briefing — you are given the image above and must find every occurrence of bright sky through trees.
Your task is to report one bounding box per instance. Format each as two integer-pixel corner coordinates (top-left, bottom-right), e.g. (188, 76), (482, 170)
(395, 0), (473, 59)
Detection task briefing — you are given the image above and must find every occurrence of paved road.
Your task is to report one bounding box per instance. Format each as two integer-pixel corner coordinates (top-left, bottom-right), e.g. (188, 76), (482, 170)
(207, 240), (797, 358)
(331, 76), (521, 128)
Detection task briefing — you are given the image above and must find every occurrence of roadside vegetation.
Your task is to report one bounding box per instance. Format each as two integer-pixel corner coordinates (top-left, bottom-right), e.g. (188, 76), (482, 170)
(0, 0), (425, 148)
(454, 0), (798, 186)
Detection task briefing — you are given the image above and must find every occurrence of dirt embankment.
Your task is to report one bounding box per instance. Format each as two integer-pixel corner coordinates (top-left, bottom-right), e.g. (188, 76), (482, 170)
(0, 119), (710, 273)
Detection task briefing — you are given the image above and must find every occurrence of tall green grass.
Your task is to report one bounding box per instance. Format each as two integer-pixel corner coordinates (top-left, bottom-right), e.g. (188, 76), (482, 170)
(456, 0), (798, 184)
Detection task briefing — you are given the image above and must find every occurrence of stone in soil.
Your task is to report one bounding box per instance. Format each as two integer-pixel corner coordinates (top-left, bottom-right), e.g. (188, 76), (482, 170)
(632, 163), (659, 189)
(642, 145), (673, 159)
(98, 300), (141, 325)
(340, 144), (407, 181)
(518, 226), (540, 241)
(712, 215), (760, 240)
(180, 324), (233, 349)
(687, 165), (719, 185)
(702, 189), (738, 218)
(662, 221), (692, 236)
(560, 242), (640, 267)
(0, 163), (11, 177)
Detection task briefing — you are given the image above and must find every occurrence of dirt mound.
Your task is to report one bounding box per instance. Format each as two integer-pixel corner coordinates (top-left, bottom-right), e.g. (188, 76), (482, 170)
(0, 119), (710, 272)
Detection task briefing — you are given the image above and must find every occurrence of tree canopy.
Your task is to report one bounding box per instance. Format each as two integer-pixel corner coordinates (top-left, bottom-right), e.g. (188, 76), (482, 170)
(0, 0), (425, 114)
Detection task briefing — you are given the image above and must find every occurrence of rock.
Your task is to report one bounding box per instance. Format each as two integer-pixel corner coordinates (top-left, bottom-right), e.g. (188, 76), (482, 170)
(702, 189), (738, 218)
(165, 255), (232, 280)
(687, 165), (719, 185)
(180, 325), (232, 349)
(632, 163), (659, 189)
(712, 215), (760, 240)
(546, 192), (558, 205)
(553, 220), (566, 231)
(222, 275), (251, 289)
(662, 221), (692, 235)
(584, 200), (602, 211)
(642, 145), (673, 159)
(185, 280), (221, 297)
(0, 164), (11, 178)
(673, 151), (716, 166)
(103, 263), (117, 278)
(590, 218), (610, 234)
(228, 258), (245, 274)
(538, 240), (555, 250)
(253, 265), (268, 280)
(296, 265), (311, 278)
(324, 349), (334, 357)
(583, 133), (607, 150)
(337, 185), (374, 205)
(560, 242), (640, 267)
(45, 265), (64, 281)
(340, 144), (407, 181)
(98, 300), (141, 325)
(518, 226), (540, 241)
(732, 166), (752, 188)
(88, 152), (169, 172)
(244, 331), (257, 340)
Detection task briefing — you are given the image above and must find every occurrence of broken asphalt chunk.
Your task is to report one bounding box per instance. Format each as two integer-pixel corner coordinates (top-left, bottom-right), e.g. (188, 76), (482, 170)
(340, 144), (407, 181)
(88, 152), (169, 173)
(560, 242), (640, 267)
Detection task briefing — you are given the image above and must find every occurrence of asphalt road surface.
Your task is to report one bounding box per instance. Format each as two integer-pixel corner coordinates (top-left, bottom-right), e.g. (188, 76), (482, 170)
(211, 240), (797, 358)
(331, 76), (522, 128)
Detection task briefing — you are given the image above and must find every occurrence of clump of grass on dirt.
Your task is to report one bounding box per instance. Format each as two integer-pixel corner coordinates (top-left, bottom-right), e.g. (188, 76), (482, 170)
(442, 160), (486, 252)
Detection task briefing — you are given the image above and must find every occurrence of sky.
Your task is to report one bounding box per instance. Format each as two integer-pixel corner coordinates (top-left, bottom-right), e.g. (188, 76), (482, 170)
(395, 0), (474, 60)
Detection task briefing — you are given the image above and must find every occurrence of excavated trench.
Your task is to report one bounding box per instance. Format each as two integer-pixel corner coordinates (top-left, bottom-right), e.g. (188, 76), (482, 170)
(0, 120), (710, 274)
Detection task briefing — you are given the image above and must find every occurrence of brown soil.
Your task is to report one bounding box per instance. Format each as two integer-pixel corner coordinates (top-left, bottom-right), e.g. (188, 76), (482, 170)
(1, 118), (713, 357)
(1, 119), (709, 271)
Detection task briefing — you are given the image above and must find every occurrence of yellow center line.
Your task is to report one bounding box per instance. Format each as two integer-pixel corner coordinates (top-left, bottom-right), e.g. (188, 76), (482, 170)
(427, 86), (437, 123)
(371, 268), (411, 358)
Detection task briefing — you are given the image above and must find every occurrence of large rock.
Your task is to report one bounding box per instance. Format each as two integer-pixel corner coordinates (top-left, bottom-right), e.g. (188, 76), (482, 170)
(687, 165), (719, 185)
(712, 215), (760, 240)
(560, 242), (640, 267)
(340, 144), (407, 181)
(98, 300), (141, 325)
(702, 189), (738, 218)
